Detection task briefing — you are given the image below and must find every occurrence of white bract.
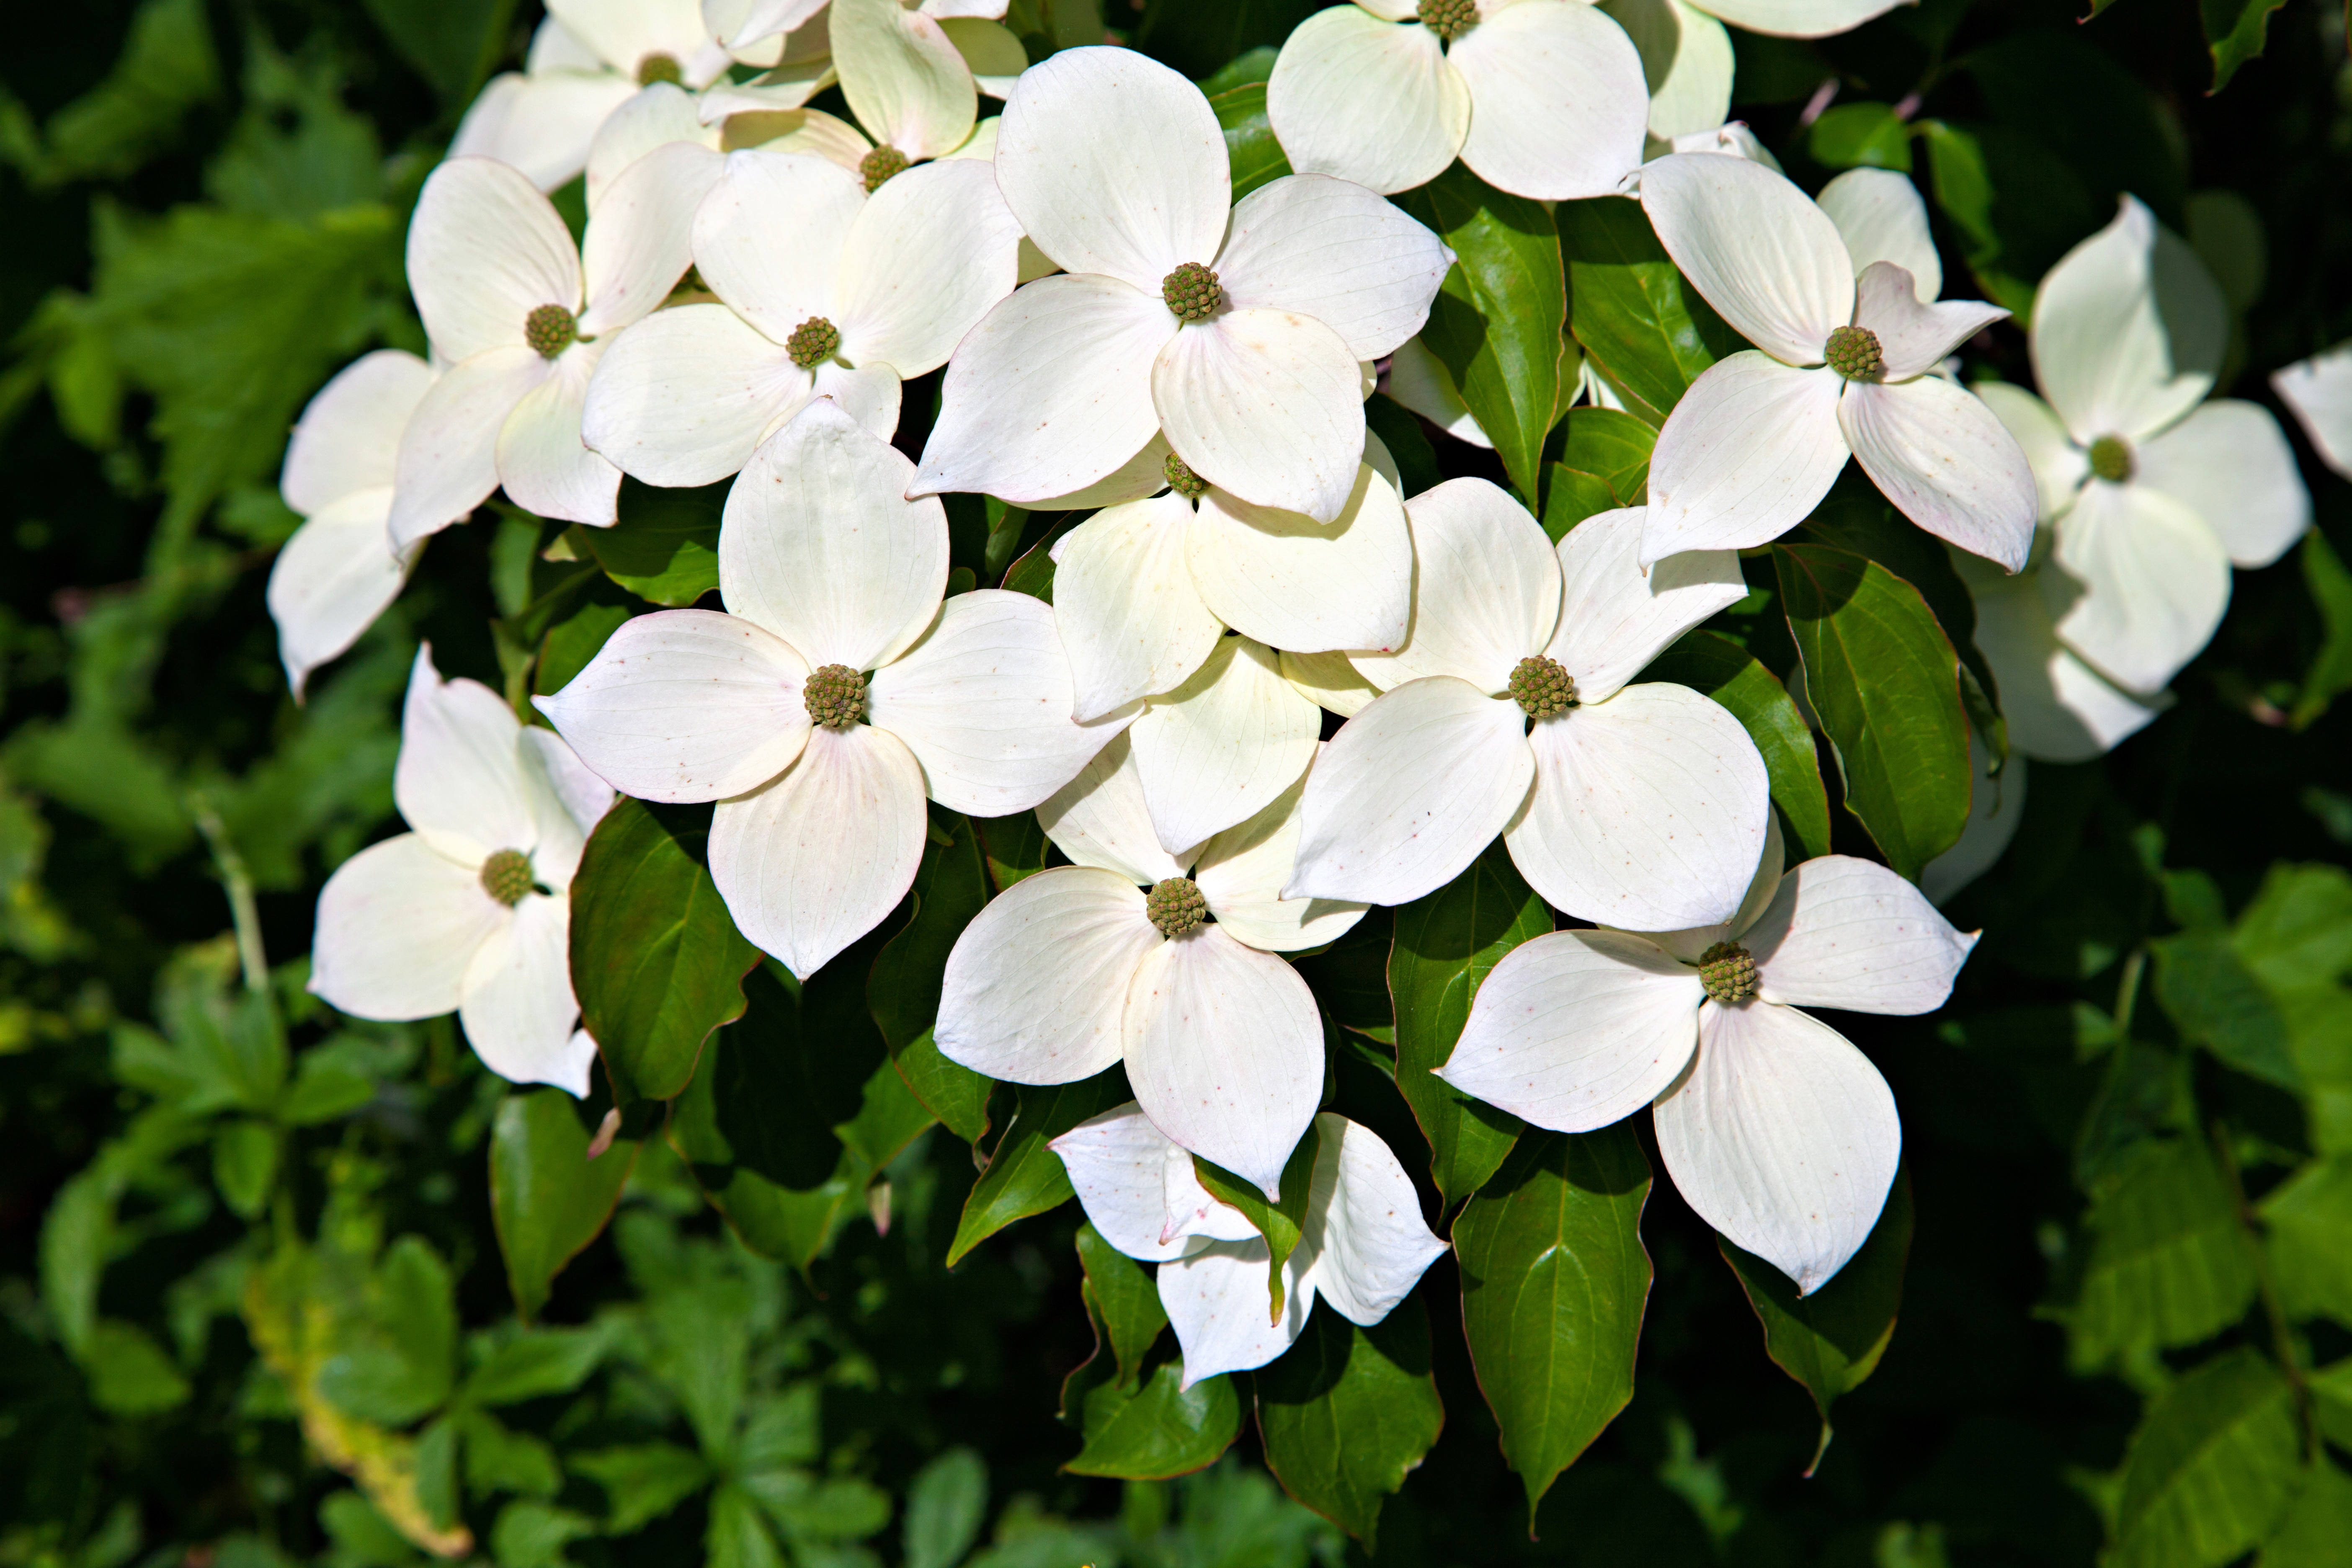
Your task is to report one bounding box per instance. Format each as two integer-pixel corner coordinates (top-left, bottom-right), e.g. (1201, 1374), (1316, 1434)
(583, 149), (1021, 487)
(1676, 0), (1904, 39)
(1439, 818), (1978, 1293)
(1289, 491), (1770, 930)
(268, 350), (433, 699)
(913, 46), (1453, 524)
(1052, 1105), (1447, 1385)
(311, 648), (613, 1096)
(1978, 199), (2309, 697)
(938, 738), (1363, 1197)
(1954, 549), (2169, 763)
(392, 151), (722, 544)
(829, 0), (1026, 163)
(2275, 340), (2352, 482)
(537, 405), (1111, 979)
(1919, 731), (2026, 907)
(1638, 153), (2035, 570)
(1264, 0), (1649, 200)
(1602, 0), (1733, 144)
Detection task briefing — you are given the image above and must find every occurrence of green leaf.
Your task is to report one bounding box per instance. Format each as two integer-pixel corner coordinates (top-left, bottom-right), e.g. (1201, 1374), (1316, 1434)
(492, 1500), (596, 1568)
(1641, 629), (1833, 861)
(1558, 196), (1740, 427)
(2067, 1135), (2258, 1366)
(489, 1090), (639, 1323)
(2258, 1157), (2352, 1327)
(1364, 395), (1443, 500)
(1773, 543), (1972, 879)
(1807, 103), (1914, 171)
(1295, 908), (1393, 1042)
(903, 1448), (988, 1568)
(1209, 82), (1290, 200)
(1541, 404), (1658, 540)
(1718, 1174), (1913, 1475)
(2292, 531), (2352, 728)
(1074, 1223), (1168, 1390)
(971, 810), (1054, 890)
(1194, 1127), (1320, 1318)
(2151, 933), (2300, 1089)
(361, 0), (514, 104)
(2112, 1348), (2301, 1568)
(82, 1320), (192, 1415)
(1453, 1126), (1652, 1522)
(571, 1444), (711, 1536)
(279, 1055), (380, 1124)
(869, 811), (995, 1143)
(2261, 1459), (2352, 1568)
(1253, 1296), (1443, 1550)
(1396, 167), (1567, 503)
(947, 1067), (1131, 1265)
(1067, 1361), (1244, 1480)
(576, 482), (727, 606)
(1388, 845), (1545, 1204)
(459, 1410), (562, 1501)
(2, 0), (222, 188)
(570, 800), (761, 1104)
(461, 1328), (609, 1408)
(317, 1236), (460, 1425)
(535, 601), (632, 700)
(211, 1118), (278, 1220)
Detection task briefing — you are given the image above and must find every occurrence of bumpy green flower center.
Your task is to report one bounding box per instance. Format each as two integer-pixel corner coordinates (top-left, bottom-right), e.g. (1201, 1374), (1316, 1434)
(859, 145), (910, 192)
(2088, 434), (2135, 483)
(1161, 262), (1222, 322)
(480, 848), (535, 908)
(803, 663), (867, 730)
(637, 52), (684, 86)
(524, 304), (577, 359)
(1416, 0), (1479, 41)
(1507, 655), (1577, 720)
(1145, 877), (1208, 938)
(1697, 941), (1759, 1004)
(786, 316), (841, 370)
(1164, 451), (1208, 500)
(1824, 325), (1883, 382)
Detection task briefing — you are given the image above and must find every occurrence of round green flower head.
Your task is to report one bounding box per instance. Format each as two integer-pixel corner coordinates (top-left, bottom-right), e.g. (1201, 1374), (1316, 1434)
(786, 315), (841, 370)
(2088, 434), (2135, 483)
(636, 52), (684, 86)
(803, 664), (867, 730)
(1508, 655), (1577, 720)
(860, 145), (910, 192)
(1164, 451), (1208, 500)
(1417, 0), (1479, 41)
(1697, 941), (1759, 1004)
(1145, 877), (1208, 938)
(525, 304), (577, 360)
(1824, 325), (1884, 382)
(479, 848), (535, 908)
(1162, 262), (1222, 322)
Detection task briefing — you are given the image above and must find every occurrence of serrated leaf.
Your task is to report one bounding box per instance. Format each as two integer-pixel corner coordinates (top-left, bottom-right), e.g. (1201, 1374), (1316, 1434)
(1253, 1297), (1443, 1550)
(1557, 196), (1740, 427)
(869, 811), (995, 1143)
(2151, 933), (2300, 1089)
(2068, 1135), (2258, 1366)
(947, 1066), (1131, 1265)
(2113, 1347), (2300, 1568)
(1642, 629), (1832, 861)
(490, 1090), (639, 1323)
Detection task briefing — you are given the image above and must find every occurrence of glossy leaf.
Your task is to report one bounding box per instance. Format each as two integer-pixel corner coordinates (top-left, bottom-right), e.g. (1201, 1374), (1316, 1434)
(1194, 1124), (1319, 1317)
(1557, 196), (1739, 427)
(536, 599), (632, 699)
(995, 512), (1081, 602)
(869, 810), (995, 1144)
(1364, 394), (1442, 500)
(1075, 1221), (1168, 1390)
(2112, 1348), (2301, 1568)
(1643, 629), (1833, 862)
(1065, 1360), (1243, 1480)
(490, 1089), (640, 1323)
(1209, 82), (1291, 200)
(946, 1065), (1131, 1266)
(1808, 103), (1913, 172)
(1254, 1296), (1443, 1550)
(576, 481), (725, 606)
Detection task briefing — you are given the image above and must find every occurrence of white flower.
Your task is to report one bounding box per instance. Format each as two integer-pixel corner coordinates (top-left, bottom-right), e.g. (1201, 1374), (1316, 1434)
(1637, 153), (2036, 571)
(581, 149), (1021, 488)
(913, 46), (1453, 524)
(1439, 818), (1978, 1293)
(269, 351), (432, 699)
(1050, 453), (1412, 720)
(1676, 0), (1905, 40)
(1955, 548), (2169, 763)
(940, 743), (1364, 1197)
(1382, 336), (1492, 449)
(1606, 0), (1734, 144)
(1287, 490), (1769, 930)
(391, 151), (722, 543)
(1978, 199), (2310, 697)
(536, 404), (1112, 979)
(2275, 340), (2352, 482)
(1264, 0), (1649, 201)
(1919, 730), (2025, 907)
(829, 0), (1026, 164)
(310, 647), (613, 1096)
(1052, 1104), (1447, 1385)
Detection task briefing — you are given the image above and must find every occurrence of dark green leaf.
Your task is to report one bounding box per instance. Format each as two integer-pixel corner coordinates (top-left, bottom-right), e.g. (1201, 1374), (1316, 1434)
(2151, 932), (2300, 1089)
(536, 600), (632, 700)
(2112, 1347), (2300, 1568)
(1253, 1297), (1443, 1550)
(1807, 103), (1914, 171)
(1558, 196), (1741, 427)
(2261, 1458), (2352, 1568)
(1209, 83), (1290, 200)
(278, 1055), (377, 1124)
(459, 1411), (561, 1500)
(996, 515), (1080, 603)
(1364, 395), (1442, 500)
(572, 1444), (711, 1536)
(1194, 1126), (1320, 1317)
(2292, 531), (2352, 729)
(1642, 629), (1832, 861)
(1962, 35), (2187, 230)
(4, 0), (222, 188)
(1295, 907), (1394, 1042)
(1540, 466), (1621, 542)
(2067, 1135), (2258, 1365)
(461, 1328), (609, 1408)
(82, 1320), (192, 1416)
(576, 482), (727, 606)
(1067, 1360), (1243, 1480)
(869, 811), (995, 1143)
(361, 0), (513, 104)
(1454, 1126), (1651, 1522)
(903, 1448), (988, 1568)
(1075, 1223), (1167, 1390)
(490, 1090), (639, 1323)
(2258, 1157), (2352, 1327)
(947, 1067), (1131, 1265)
(705, 1485), (786, 1568)
(211, 1118), (277, 1220)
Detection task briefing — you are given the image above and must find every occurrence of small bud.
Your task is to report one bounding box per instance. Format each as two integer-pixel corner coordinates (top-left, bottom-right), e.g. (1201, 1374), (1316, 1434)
(1416, 0), (1479, 41)
(637, 52), (684, 86)
(1697, 941), (1759, 1004)
(1507, 655), (1577, 720)
(480, 848), (536, 907)
(803, 663), (868, 730)
(1161, 262), (1222, 323)
(1824, 325), (1884, 382)
(1145, 877), (1208, 938)
(859, 145), (910, 192)
(2088, 434), (2135, 483)
(786, 315), (842, 370)
(524, 303), (578, 360)
(1164, 451), (1208, 500)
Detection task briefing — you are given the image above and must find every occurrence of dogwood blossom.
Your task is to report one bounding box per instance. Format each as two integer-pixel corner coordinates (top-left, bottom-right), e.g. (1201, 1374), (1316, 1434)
(1289, 492), (1769, 930)
(269, 351), (432, 699)
(582, 150), (1021, 487)
(538, 405), (1110, 978)
(1679, 0), (1903, 39)
(1604, 0), (1733, 144)
(2275, 341), (2352, 481)
(1052, 1105), (1447, 1384)
(913, 46), (1452, 523)
(311, 647), (612, 1096)
(1919, 732), (2026, 906)
(1978, 199), (2309, 696)
(1637, 153), (2035, 570)
(391, 150), (720, 543)
(1439, 818), (1978, 1292)
(938, 739), (1362, 1197)
(1957, 550), (2168, 763)
(1264, 0), (1649, 200)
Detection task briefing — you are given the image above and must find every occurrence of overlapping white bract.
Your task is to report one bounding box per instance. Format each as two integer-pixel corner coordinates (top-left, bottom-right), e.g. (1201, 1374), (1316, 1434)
(2275, 341), (2352, 482)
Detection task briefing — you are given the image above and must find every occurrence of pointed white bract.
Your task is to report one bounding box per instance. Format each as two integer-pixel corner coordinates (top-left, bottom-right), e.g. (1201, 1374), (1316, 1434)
(1638, 153), (2035, 571)
(537, 404), (1114, 977)
(1439, 818), (1978, 1294)
(913, 47), (1451, 523)
(311, 647), (612, 1096)
(1289, 489), (1769, 930)
(2275, 340), (2352, 482)
(1051, 1105), (1447, 1385)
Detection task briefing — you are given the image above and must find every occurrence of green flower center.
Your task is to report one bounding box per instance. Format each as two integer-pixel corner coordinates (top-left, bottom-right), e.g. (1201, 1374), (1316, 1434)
(1161, 262), (1222, 323)
(786, 315), (841, 370)
(803, 664), (867, 730)
(480, 848), (535, 908)
(1697, 941), (1759, 1004)
(1145, 877), (1208, 938)
(637, 52), (684, 86)
(1824, 325), (1884, 382)
(2088, 434), (2135, 483)
(1164, 451), (1208, 500)
(524, 303), (577, 359)
(1507, 655), (1577, 720)
(1416, 0), (1480, 41)
(859, 145), (910, 192)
